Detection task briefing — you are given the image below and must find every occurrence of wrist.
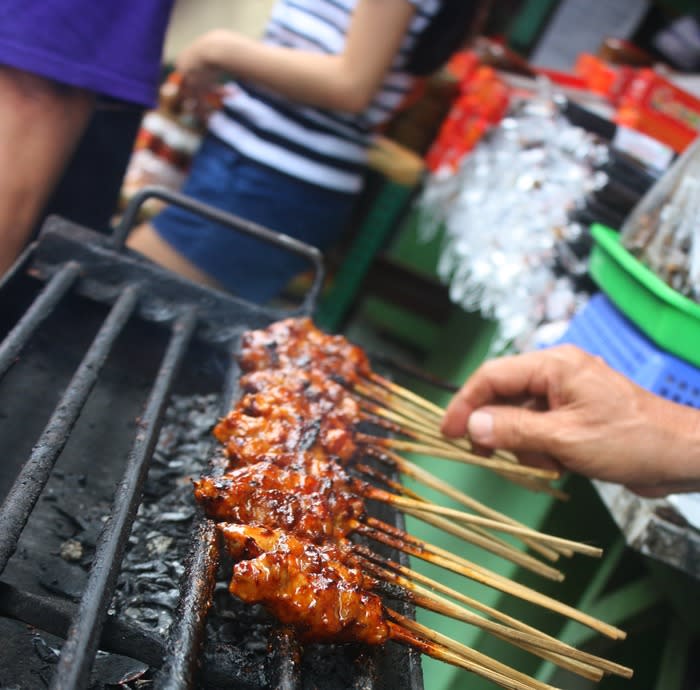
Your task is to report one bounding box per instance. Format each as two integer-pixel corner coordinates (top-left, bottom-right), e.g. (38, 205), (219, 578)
(647, 396), (700, 490)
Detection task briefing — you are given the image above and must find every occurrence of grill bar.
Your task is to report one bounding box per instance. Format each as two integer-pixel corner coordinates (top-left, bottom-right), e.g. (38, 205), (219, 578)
(270, 627), (302, 690)
(154, 520), (220, 690)
(0, 261), (80, 378)
(0, 240), (35, 291)
(51, 307), (198, 689)
(154, 350), (240, 690)
(0, 282), (141, 575)
(352, 651), (379, 689)
(0, 581), (164, 667)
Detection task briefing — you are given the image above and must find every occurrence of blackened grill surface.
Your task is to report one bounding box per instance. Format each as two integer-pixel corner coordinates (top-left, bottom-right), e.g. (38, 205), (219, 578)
(0, 242), (424, 690)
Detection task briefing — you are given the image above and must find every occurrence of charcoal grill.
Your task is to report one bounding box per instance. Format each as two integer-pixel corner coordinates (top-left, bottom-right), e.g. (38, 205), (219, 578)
(0, 188), (424, 689)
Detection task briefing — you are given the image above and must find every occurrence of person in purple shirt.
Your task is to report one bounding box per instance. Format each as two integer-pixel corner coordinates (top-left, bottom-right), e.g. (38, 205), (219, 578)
(0, 1), (175, 275)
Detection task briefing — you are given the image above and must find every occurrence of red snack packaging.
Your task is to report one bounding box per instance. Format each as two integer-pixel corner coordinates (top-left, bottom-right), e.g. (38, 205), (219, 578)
(616, 69), (700, 153)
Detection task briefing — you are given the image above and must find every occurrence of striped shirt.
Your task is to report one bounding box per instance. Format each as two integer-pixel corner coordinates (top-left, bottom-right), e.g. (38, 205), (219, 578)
(208, 0), (441, 193)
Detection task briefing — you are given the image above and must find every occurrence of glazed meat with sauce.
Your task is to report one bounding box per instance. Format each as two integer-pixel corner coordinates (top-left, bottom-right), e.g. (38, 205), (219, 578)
(238, 317), (371, 383)
(193, 455), (365, 541)
(239, 367), (360, 421)
(213, 390), (358, 464)
(218, 523), (389, 645)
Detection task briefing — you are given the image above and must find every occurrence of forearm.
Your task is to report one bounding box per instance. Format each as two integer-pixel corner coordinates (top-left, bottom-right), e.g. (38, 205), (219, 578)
(633, 394), (700, 495)
(197, 31), (371, 112)
(177, 0), (415, 114)
(0, 67), (93, 274)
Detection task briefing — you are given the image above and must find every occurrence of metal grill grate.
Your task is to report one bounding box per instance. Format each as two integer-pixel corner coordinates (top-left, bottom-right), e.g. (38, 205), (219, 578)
(0, 188), (423, 690)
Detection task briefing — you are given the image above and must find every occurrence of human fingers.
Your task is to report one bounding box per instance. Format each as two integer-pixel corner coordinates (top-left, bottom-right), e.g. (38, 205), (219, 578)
(466, 404), (565, 458)
(175, 44), (205, 78)
(441, 348), (577, 437)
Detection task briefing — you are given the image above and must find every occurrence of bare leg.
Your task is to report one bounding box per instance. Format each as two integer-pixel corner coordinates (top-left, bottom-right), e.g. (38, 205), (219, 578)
(0, 66), (94, 275)
(127, 222), (226, 290)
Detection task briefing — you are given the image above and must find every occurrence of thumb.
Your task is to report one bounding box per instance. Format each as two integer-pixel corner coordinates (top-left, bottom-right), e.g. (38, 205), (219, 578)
(467, 406), (556, 454)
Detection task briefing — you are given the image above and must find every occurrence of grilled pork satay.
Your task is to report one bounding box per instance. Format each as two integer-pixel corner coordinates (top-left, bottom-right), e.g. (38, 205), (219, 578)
(240, 366), (348, 400)
(214, 395), (358, 464)
(193, 456), (365, 541)
(239, 367), (360, 419)
(238, 317), (371, 383)
(219, 523), (389, 645)
(218, 524), (581, 690)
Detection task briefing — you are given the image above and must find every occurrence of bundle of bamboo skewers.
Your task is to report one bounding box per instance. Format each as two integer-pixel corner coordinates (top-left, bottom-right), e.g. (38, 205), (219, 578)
(193, 317), (633, 689)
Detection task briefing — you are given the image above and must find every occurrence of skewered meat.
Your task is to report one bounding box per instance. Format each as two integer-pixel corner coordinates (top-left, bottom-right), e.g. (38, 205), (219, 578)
(219, 523), (389, 644)
(213, 381), (359, 463)
(194, 455), (365, 541)
(239, 367), (360, 421)
(238, 317), (371, 383)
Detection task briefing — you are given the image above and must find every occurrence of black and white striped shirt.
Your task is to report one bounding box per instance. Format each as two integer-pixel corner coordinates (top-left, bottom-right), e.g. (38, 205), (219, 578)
(208, 0), (441, 193)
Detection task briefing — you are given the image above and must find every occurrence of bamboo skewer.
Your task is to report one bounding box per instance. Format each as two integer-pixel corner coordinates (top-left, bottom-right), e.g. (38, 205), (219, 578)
(387, 620), (552, 690)
(367, 420), (555, 486)
(352, 516), (543, 590)
(359, 394), (446, 439)
(359, 395), (568, 499)
(360, 555), (601, 680)
(373, 552), (633, 679)
(489, 471), (570, 501)
(357, 548), (632, 680)
(359, 433), (559, 480)
(391, 610), (570, 690)
(356, 462), (564, 579)
(399, 505), (564, 581)
(367, 490), (602, 557)
(363, 409), (475, 452)
(515, 641), (604, 682)
(369, 372), (447, 418)
(355, 378), (564, 497)
(389, 611), (562, 690)
(360, 372), (518, 463)
(358, 466), (563, 577)
(367, 448), (564, 560)
(404, 502), (593, 558)
(357, 398), (561, 502)
(365, 390), (475, 455)
(354, 381), (547, 473)
(360, 518), (626, 640)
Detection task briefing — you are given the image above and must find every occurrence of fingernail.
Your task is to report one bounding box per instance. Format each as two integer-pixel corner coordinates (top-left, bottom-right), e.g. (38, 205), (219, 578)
(468, 410), (493, 444)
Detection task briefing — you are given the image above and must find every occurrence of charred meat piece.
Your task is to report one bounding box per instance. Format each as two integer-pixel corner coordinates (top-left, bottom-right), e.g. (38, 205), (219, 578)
(213, 391), (358, 464)
(238, 367), (360, 423)
(218, 523), (389, 644)
(193, 456), (365, 541)
(238, 317), (371, 383)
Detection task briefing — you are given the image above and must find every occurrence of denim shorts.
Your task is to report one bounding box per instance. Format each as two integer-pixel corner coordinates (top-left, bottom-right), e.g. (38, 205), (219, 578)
(152, 135), (356, 303)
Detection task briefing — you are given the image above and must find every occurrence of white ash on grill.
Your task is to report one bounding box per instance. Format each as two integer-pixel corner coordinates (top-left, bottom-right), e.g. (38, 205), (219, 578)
(111, 393), (220, 637)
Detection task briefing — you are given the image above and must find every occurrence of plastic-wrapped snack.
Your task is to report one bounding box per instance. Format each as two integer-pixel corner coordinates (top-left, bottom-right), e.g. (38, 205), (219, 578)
(620, 136), (700, 300)
(417, 94), (606, 351)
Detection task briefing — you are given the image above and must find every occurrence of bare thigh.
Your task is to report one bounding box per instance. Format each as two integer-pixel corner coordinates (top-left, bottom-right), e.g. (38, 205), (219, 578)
(127, 222), (226, 290)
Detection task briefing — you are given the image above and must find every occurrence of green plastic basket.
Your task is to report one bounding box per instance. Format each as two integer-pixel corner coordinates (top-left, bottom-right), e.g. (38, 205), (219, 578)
(589, 223), (700, 368)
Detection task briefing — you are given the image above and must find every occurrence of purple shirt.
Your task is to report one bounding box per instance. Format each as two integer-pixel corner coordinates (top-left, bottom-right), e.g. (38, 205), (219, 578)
(0, 1), (175, 107)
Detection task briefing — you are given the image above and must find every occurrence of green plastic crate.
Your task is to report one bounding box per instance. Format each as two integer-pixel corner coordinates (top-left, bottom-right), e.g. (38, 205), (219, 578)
(589, 223), (700, 368)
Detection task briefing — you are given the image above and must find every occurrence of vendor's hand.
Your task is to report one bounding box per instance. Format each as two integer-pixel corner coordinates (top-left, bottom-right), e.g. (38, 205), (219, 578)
(441, 345), (700, 497)
(175, 30), (239, 107)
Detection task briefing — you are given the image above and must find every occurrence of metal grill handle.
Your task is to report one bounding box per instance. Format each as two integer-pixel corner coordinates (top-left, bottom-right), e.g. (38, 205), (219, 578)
(112, 185), (326, 315)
